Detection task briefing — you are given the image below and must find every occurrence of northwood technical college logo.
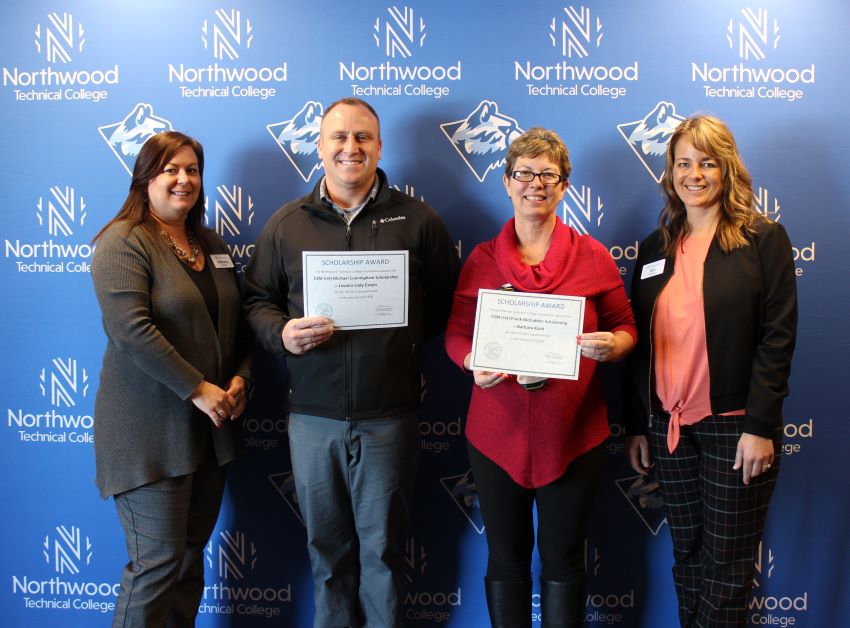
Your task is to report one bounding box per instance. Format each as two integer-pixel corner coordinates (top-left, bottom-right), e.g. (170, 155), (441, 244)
(43, 525), (92, 575)
(34, 12), (85, 64)
(550, 6), (602, 58)
(206, 530), (257, 580)
(39, 357), (88, 408)
(562, 185), (603, 236)
(202, 9), (253, 61)
(727, 8), (779, 61)
(754, 187), (782, 222)
(37, 186), (86, 237)
(207, 185), (254, 238)
(374, 6), (426, 59)
(404, 537), (428, 584)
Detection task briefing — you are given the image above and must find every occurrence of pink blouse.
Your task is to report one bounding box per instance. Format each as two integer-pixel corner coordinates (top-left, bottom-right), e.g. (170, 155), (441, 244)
(654, 234), (743, 452)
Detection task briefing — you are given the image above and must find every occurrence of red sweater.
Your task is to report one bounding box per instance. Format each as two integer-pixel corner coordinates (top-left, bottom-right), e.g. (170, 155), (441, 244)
(445, 218), (636, 488)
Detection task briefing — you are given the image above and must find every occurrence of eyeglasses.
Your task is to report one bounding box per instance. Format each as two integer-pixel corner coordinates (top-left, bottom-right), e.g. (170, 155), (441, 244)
(510, 170), (565, 185)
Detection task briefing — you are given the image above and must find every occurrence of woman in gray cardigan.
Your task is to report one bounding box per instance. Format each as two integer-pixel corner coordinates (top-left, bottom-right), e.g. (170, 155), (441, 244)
(91, 131), (251, 627)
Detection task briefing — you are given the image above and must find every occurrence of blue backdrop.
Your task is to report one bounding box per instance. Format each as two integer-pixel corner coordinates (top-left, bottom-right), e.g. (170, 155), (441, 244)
(2, 1), (848, 626)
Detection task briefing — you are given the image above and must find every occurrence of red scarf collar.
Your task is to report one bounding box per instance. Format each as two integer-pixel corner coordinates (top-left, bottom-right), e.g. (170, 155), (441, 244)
(494, 217), (579, 293)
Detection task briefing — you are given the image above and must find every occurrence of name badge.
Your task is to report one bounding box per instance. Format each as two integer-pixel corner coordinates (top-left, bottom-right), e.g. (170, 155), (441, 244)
(210, 254), (235, 269)
(640, 259), (665, 279)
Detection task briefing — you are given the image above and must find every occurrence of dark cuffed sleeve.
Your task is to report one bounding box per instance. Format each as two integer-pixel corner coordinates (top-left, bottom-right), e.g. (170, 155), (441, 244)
(743, 222), (798, 437)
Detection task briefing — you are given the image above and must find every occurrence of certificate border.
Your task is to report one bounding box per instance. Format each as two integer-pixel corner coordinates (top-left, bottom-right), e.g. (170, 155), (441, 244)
(470, 288), (586, 380)
(302, 250), (409, 330)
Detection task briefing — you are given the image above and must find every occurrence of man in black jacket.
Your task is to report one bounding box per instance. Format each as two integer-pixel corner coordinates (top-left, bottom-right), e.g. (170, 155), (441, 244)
(244, 98), (459, 628)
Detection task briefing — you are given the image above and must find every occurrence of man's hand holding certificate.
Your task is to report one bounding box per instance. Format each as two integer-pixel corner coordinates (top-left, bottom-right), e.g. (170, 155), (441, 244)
(470, 289), (585, 380)
(303, 251), (409, 330)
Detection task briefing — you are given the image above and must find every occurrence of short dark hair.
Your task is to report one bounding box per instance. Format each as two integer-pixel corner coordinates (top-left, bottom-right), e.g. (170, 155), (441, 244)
(322, 98), (381, 136)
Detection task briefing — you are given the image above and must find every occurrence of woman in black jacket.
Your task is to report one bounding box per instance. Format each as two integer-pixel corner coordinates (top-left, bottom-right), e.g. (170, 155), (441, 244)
(624, 115), (797, 627)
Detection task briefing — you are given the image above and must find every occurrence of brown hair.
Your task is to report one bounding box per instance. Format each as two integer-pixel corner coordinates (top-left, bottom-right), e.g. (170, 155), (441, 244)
(658, 114), (764, 255)
(93, 131), (207, 246)
(323, 97), (381, 137)
(504, 127), (571, 181)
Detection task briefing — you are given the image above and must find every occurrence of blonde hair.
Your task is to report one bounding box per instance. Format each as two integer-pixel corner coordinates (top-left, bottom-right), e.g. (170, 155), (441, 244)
(658, 114), (765, 255)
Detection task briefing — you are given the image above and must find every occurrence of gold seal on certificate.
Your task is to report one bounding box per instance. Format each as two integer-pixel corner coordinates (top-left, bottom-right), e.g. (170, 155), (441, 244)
(470, 289), (585, 380)
(302, 251), (409, 330)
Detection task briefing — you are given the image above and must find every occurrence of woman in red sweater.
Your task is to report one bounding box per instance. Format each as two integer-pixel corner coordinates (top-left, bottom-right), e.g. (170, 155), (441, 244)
(445, 128), (636, 627)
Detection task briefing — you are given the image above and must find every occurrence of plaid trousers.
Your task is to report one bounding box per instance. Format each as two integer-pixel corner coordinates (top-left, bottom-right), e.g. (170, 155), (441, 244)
(649, 412), (780, 628)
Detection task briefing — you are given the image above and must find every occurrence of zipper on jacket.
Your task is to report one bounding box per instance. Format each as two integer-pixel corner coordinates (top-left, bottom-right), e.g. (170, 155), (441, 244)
(344, 223), (352, 419)
(339, 205), (375, 420)
(369, 219), (378, 251)
(344, 332), (352, 420)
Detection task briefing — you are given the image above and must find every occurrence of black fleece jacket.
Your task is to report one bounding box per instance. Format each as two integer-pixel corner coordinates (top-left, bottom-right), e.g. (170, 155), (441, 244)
(243, 169), (459, 420)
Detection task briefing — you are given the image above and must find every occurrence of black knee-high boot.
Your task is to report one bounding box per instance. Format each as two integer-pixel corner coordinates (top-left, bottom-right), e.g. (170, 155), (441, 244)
(484, 578), (532, 628)
(539, 577), (585, 627)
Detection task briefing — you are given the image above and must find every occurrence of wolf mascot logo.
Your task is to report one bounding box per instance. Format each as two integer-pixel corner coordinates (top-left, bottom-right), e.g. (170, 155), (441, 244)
(440, 469), (484, 534)
(614, 474), (667, 535)
(267, 101), (323, 183)
(98, 103), (173, 175)
(440, 100), (523, 183)
(617, 101), (684, 183)
(269, 471), (305, 527)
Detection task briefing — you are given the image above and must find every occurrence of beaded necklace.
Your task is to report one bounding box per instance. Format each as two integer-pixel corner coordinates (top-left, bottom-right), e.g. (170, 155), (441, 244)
(161, 230), (199, 266)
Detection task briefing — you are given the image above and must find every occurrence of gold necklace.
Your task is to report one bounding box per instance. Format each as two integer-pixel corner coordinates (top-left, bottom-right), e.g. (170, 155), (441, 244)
(161, 230), (199, 265)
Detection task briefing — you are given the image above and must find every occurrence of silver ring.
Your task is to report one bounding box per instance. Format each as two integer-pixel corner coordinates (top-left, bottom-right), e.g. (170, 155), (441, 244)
(216, 409), (225, 417)
(763, 463), (771, 471)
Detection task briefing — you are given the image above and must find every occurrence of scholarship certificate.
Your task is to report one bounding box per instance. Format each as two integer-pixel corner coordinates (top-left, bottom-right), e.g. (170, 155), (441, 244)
(302, 251), (409, 330)
(470, 289), (585, 380)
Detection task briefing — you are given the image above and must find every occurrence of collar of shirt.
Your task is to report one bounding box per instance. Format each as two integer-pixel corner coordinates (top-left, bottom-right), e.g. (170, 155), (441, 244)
(319, 176), (380, 226)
